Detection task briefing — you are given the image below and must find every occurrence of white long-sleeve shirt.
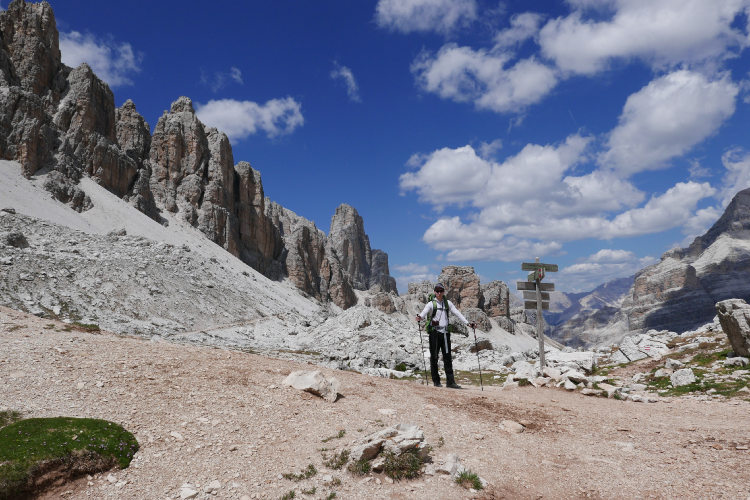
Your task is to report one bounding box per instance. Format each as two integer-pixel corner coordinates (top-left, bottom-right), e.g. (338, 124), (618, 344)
(418, 299), (469, 333)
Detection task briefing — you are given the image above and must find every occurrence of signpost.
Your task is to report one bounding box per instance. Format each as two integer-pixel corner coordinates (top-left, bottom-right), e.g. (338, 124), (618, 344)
(516, 258), (557, 368)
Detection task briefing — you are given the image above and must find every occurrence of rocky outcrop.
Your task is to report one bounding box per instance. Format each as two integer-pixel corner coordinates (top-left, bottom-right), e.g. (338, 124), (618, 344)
(0, 0), (62, 98)
(235, 164), (280, 275)
(438, 266), (483, 309)
(716, 299), (750, 357)
(115, 100), (156, 217)
(328, 204), (371, 290)
(481, 280), (510, 317)
(327, 204), (397, 294)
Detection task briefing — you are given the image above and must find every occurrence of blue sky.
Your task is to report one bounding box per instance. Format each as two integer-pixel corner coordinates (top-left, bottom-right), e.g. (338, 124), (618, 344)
(19, 0), (750, 294)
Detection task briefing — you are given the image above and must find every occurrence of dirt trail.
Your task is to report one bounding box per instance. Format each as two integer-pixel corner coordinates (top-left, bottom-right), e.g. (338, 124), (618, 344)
(2, 306), (750, 499)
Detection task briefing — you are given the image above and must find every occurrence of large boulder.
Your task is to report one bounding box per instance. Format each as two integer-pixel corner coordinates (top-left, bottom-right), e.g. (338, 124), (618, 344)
(282, 370), (340, 403)
(482, 280), (509, 317)
(438, 266), (483, 309)
(716, 299), (750, 357)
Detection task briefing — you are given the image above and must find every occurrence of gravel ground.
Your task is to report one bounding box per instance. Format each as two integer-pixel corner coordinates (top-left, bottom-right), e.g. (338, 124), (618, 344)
(2, 306), (750, 500)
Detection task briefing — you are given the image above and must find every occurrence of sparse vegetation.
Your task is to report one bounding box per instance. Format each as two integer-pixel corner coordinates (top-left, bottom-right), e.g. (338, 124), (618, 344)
(323, 449), (349, 470)
(282, 464), (317, 482)
(382, 449), (426, 481)
(455, 469), (483, 490)
(0, 410), (22, 429)
(394, 362), (408, 371)
(301, 486), (316, 495)
(0, 417), (138, 499)
(321, 429), (345, 443)
(72, 322), (100, 332)
(347, 458), (371, 476)
(280, 490), (295, 500)
(326, 492), (337, 500)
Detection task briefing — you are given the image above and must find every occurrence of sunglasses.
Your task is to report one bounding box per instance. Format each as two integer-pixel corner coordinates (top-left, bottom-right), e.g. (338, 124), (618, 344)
(435, 289), (445, 293)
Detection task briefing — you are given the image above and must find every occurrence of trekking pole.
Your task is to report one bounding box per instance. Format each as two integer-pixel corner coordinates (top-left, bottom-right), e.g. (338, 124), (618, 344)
(416, 319), (429, 386)
(471, 323), (484, 391)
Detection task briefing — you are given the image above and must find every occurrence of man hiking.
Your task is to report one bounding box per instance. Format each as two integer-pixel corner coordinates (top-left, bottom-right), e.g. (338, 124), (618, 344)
(416, 283), (476, 389)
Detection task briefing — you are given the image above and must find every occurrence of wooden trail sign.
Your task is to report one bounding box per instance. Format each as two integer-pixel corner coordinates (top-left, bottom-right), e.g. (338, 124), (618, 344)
(516, 281), (554, 291)
(516, 258), (557, 368)
(523, 291), (550, 301)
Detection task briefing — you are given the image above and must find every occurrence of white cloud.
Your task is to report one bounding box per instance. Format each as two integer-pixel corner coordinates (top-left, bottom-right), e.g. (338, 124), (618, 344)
(399, 145), (491, 207)
(588, 248), (635, 262)
(539, 0), (750, 75)
(719, 147), (750, 206)
(600, 70), (738, 174)
(195, 97), (304, 141)
(59, 31), (141, 87)
(200, 66), (244, 92)
(494, 13), (544, 48)
(330, 62), (361, 102)
(412, 44), (558, 113)
(392, 263), (436, 293)
(375, 0), (477, 34)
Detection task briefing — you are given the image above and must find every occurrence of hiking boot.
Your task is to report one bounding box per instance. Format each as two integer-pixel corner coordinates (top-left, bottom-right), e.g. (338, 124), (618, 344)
(447, 383), (462, 389)
(433, 382), (442, 387)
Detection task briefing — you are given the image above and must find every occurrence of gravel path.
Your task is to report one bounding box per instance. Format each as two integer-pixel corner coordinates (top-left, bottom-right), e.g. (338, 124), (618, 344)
(2, 306), (750, 500)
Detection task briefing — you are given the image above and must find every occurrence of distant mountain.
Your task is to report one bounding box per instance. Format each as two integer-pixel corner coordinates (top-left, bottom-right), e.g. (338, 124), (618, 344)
(546, 276), (634, 347)
(552, 187), (750, 347)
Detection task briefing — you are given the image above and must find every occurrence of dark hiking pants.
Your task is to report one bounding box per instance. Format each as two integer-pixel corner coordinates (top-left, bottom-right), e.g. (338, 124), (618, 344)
(428, 330), (454, 385)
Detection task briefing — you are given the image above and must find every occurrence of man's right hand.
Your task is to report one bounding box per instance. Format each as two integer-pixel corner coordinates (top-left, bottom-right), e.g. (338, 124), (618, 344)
(415, 315), (422, 322)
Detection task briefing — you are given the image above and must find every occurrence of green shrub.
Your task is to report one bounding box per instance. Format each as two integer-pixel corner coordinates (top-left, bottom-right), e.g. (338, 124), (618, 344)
(0, 417), (138, 499)
(347, 458), (371, 476)
(323, 449), (349, 470)
(282, 464), (317, 482)
(455, 469), (483, 490)
(394, 362), (408, 372)
(382, 449), (424, 480)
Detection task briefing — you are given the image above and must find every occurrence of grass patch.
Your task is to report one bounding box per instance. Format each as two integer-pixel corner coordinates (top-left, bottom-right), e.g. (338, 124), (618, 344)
(382, 449), (426, 481)
(282, 464), (317, 482)
(454, 370), (506, 387)
(280, 490), (295, 500)
(347, 458), (371, 476)
(455, 469), (483, 490)
(394, 362), (408, 372)
(7, 325), (23, 332)
(0, 411), (22, 429)
(301, 486), (316, 495)
(72, 322), (100, 333)
(323, 450), (349, 470)
(321, 430), (345, 443)
(326, 493), (336, 500)
(0, 417), (138, 499)
(691, 349), (731, 367)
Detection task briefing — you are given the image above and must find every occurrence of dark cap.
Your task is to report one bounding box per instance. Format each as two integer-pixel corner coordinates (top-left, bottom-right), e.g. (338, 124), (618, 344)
(434, 283), (445, 292)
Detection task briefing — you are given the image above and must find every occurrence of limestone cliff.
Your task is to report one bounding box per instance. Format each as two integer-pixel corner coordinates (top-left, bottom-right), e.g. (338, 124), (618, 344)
(0, 0), (397, 309)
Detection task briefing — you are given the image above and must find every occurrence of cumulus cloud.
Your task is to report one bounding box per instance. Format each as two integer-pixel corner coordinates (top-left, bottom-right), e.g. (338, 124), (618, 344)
(719, 148), (750, 206)
(59, 31), (141, 87)
(412, 44), (558, 113)
(539, 0), (750, 74)
(200, 66), (244, 92)
(195, 97), (304, 141)
(330, 62), (361, 102)
(600, 70), (738, 174)
(494, 13), (544, 48)
(375, 0), (477, 34)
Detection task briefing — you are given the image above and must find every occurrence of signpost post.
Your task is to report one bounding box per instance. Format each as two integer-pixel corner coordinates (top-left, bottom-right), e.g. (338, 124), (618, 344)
(517, 258), (557, 368)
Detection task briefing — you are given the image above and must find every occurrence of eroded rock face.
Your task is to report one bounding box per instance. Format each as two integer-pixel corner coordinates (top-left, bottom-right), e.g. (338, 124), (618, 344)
(0, 0), (61, 97)
(482, 280), (510, 318)
(54, 63), (138, 198)
(328, 204), (372, 290)
(115, 100), (156, 217)
(235, 163), (281, 275)
(716, 299), (750, 357)
(438, 266), (483, 310)
(371, 249), (397, 293)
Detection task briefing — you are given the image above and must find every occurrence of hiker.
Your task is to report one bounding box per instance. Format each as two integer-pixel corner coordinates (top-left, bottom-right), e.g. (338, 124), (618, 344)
(415, 283), (476, 389)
